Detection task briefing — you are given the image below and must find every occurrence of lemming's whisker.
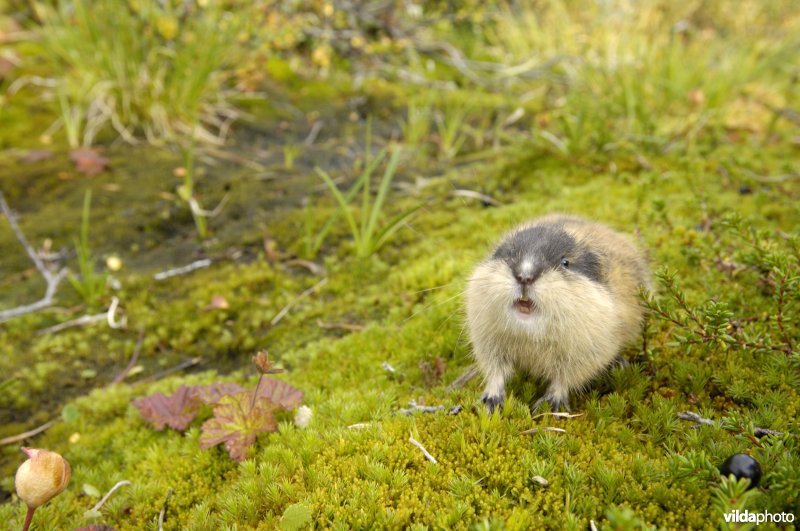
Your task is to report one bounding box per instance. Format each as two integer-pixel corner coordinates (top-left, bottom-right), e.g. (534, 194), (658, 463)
(413, 283), (454, 295)
(402, 289), (466, 324)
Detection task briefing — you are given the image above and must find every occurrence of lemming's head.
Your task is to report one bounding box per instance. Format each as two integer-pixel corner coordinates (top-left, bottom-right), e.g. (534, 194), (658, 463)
(474, 222), (608, 324)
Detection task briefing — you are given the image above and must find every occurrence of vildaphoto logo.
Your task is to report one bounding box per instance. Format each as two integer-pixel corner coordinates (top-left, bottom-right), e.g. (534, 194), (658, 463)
(723, 510), (795, 524)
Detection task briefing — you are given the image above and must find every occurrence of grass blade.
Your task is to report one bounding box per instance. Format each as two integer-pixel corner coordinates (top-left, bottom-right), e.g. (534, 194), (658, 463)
(364, 148), (402, 248)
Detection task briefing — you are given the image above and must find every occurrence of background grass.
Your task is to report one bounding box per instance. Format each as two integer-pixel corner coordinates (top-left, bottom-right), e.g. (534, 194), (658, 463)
(0, 0), (798, 529)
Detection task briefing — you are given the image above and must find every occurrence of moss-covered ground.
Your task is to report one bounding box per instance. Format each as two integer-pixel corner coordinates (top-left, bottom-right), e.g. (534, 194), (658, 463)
(1, 1), (799, 529)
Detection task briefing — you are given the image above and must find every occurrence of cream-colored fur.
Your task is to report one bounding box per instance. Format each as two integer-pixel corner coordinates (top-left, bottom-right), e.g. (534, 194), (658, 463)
(465, 214), (650, 411)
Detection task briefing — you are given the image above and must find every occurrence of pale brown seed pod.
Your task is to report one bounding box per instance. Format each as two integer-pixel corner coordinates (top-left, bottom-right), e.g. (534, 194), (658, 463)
(15, 448), (71, 509)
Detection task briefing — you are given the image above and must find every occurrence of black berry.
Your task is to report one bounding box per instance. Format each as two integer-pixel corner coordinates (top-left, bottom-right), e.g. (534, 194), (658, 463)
(719, 454), (762, 489)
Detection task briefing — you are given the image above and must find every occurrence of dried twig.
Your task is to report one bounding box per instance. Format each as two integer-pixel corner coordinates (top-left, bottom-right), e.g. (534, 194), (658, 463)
(133, 357), (202, 384)
(531, 412), (584, 421)
(408, 436), (438, 464)
(111, 329), (145, 385)
(0, 420), (57, 446)
(677, 411), (789, 438)
(90, 480), (131, 513)
(286, 259), (326, 276)
(157, 489), (174, 531)
(36, 297), (126, 335)
(270, 277), (328, 326)
(399, 400), (445, 415)
(399, 400), (462, 416)
(520, 427), (567, 435)
(0, 191), (69, 322)
(450, 189), (502, 207)
(154, 259), (212, 281)
(447, 365), (479, 390)
(303, 120), (324, 146)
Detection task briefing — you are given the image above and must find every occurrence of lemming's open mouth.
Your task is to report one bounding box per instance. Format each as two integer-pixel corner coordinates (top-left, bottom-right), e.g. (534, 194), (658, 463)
(513, 297), (536, 315)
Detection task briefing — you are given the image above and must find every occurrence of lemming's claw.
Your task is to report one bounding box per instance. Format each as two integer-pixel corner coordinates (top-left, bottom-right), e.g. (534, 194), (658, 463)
(481, 392), (505, 413)
(532, 394), (570, 413)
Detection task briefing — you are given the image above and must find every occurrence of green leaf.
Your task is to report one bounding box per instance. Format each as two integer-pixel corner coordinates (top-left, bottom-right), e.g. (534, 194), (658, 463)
(315, 166), (363, 250)
(371, 203), (423, 254)
(62, 404), (80, 424)
(82, 483), (101, 498)
(364, 147), (402, 245)
(280, 503), (312, 531)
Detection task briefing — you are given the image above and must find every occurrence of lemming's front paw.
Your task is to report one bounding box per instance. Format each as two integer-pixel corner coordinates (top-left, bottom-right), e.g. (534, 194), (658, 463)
(481, 392), (505, 413)
(532, 393), (570, 413)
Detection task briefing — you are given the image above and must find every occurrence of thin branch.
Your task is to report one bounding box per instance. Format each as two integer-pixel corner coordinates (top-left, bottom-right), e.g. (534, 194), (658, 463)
(0, 192), (50, 273)
(775, 276), (793, 352)
(398, 401), (463, 416)
(399, 401), (444, 415)
(447, 365), (479, 390)
(154, 259), (212, 281)
(531, 412), (584, 420)
(450, 189), (502, 207)
(286, 259), (326, 276)
(677, 411), (789, 438)
(270, 277), (328, 326)
(0, 191), (69, 322)
(90, 480), (131, 513)
(408, 436), (437, 464)
(520, 427), (567, 435)
(0, 420), (57, 446)
(111, 329), (145, 385)
(133, 357), (202, 384)
(157, 489), (174, 531)
(36, 297), (126, 335)
(303, 120), (324, 146)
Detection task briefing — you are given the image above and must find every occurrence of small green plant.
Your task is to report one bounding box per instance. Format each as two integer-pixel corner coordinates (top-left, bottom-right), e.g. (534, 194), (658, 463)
(283, 144), (302, 170)
(644, 221), (798, 358)
(176, 139), (207, 240)
(712, 476), (760, 531)
(313, 145), (421, 258)
(133, 352), (303, 462)
(36, 0), (239, 146)
(400, 99), (433, 152)
(434, 103), (470, 159)
(68, 190), (107, 307)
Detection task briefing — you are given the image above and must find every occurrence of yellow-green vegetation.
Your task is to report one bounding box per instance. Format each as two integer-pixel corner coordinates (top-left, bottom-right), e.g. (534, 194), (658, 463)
(1, 0), (799, 529)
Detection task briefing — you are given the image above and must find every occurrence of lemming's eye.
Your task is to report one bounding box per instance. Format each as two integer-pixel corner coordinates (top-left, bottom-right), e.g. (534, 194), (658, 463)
(561, 257), (570, 268)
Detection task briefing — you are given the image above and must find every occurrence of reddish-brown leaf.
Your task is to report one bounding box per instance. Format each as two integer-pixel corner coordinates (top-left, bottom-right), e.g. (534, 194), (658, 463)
(70, 148), (110, 176)
(252, 351), (283, 375)
(199, 391), (278, 462)
(21, 149), (53, 163)
(132, 385), (201, 431)
(254, 377), (303, 410)
(190, 382), (246, 405)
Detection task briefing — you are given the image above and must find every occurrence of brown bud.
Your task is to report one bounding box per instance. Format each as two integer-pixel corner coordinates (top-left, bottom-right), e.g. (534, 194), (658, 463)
(15, 448), (70, 508)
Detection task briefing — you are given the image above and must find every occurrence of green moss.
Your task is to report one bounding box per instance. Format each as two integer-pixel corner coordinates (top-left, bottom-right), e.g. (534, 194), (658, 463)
(2, 0), (799, 528)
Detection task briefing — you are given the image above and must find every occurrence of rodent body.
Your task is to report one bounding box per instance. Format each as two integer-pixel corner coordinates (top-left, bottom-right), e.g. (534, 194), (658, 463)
(465, 214), (651, 411)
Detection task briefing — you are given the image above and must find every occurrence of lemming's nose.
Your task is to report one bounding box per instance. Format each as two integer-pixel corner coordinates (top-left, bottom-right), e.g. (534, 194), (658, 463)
(515, 272), (535, 285)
